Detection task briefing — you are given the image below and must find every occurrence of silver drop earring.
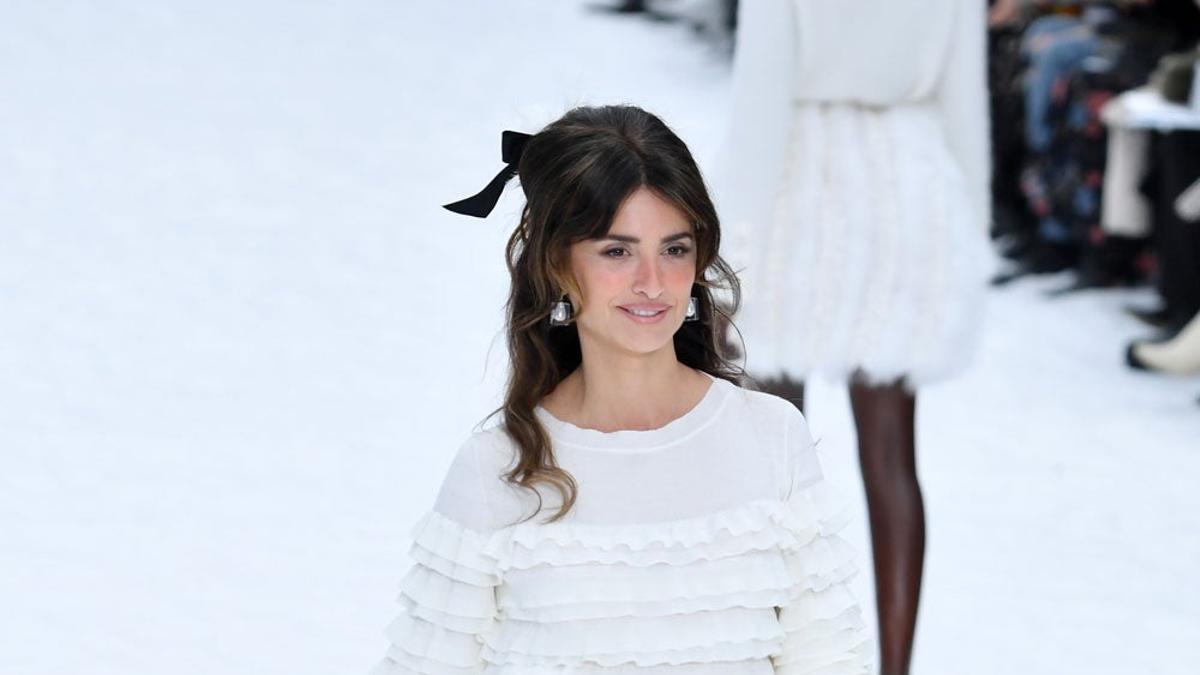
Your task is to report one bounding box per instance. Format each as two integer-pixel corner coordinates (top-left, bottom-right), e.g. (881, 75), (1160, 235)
(549, 295), (574, 326)
(685, 296), (699, 322)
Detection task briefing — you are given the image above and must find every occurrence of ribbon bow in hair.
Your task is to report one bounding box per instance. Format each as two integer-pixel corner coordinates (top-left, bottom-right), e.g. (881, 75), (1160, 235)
(442, 130), (532, 218)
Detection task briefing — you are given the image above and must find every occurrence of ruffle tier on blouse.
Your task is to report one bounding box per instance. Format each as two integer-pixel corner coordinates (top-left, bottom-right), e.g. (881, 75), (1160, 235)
(371, 480), (870, 675)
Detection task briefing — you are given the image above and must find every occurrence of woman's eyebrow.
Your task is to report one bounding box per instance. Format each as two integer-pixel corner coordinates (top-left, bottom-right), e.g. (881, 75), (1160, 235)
(601, 231), (694, 243)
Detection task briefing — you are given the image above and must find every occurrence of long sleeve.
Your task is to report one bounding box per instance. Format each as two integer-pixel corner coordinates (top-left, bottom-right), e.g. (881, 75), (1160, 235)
(372, 435), (501, 675)
(771, 408), (871, 675)
(934, 0), (992, 233)
(707, 0), (796, 276)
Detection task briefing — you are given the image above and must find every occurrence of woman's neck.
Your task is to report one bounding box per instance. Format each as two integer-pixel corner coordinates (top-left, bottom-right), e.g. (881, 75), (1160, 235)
(541, 354), (712, 433)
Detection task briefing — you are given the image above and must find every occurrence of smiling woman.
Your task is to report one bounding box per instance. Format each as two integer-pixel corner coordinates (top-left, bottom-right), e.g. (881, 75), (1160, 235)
(568, 189), (699, 350)
(370, 105), (871, 675)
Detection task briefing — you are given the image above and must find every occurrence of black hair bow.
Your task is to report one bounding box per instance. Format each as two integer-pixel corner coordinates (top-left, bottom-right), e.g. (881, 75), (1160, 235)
(442, 130), (532, 218)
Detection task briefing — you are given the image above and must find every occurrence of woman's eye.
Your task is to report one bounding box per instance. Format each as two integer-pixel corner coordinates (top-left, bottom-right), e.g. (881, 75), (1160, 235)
(603, 248), (627, 258)
(667, 245), (692, 257)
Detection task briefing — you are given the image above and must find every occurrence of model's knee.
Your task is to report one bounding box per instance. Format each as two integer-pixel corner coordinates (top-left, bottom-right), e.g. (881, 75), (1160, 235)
(861, 467), (922, 499)
(858, 449), (922, 492)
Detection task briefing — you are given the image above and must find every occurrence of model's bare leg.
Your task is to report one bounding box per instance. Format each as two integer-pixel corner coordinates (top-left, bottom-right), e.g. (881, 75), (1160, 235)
(849, 374), (922, 675)
(756, 370), (922, 672)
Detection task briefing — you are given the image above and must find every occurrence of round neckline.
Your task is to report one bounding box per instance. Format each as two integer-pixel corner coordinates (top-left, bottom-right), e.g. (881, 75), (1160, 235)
(533, 371), (733, 451)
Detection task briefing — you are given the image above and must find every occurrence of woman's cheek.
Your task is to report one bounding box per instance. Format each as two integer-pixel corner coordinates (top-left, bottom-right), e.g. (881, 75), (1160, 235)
(665, 263), (696, 288)
(572, 269), (619, 311)
(594, 265), (631, 289)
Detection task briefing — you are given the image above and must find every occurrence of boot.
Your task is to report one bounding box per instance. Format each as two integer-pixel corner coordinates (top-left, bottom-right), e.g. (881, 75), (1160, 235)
(1124, 304), (1175, 329)
(1126, 309), (1200, 375)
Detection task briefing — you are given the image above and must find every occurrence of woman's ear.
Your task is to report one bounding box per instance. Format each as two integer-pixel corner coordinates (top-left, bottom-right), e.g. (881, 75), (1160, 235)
(563, 284), (583, 312)
(549, 264), (582, 309)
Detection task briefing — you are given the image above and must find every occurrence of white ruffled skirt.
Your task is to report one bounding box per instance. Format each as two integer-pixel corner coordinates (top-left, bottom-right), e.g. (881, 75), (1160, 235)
(728, 101), (995, 388)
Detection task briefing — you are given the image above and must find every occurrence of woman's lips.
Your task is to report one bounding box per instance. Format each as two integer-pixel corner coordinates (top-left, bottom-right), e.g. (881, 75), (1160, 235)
(619, 306), (669, 323)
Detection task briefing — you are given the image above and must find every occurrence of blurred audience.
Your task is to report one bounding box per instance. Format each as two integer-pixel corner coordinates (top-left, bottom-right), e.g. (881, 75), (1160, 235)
(592, 0), (737, 48)
(987, 0), (1200, 401)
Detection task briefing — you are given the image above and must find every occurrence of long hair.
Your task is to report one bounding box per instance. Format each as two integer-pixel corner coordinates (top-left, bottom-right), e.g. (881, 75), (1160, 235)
(483, 105), (745, 523)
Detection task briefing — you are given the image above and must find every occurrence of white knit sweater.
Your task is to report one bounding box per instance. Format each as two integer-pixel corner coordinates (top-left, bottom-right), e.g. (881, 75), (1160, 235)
(371, 373), (870, 675)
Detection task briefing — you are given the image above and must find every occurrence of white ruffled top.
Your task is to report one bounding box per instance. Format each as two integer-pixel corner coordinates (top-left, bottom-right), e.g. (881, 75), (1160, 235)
(372, 372), (872, 675)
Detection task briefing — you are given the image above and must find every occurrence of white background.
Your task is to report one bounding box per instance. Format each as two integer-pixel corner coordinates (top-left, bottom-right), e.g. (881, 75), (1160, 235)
(2, 2), (1197, 673)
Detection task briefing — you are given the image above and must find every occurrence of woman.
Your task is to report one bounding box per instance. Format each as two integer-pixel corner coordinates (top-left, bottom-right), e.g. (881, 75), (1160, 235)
(711, 2), (993, 674)
(371, 106), (870, 674)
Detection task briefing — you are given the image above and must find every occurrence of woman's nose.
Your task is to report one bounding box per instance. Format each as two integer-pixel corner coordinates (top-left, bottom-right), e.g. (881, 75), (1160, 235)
(632, 257), (664, 298)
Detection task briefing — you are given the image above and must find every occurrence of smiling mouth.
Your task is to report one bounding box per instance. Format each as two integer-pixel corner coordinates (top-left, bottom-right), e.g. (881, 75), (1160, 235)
(624, 306), (672, 317)
(619, 306), (669, 319)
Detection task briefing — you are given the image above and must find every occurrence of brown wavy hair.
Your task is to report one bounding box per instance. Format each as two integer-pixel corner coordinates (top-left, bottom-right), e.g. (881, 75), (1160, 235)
(482, 105), (746, 524)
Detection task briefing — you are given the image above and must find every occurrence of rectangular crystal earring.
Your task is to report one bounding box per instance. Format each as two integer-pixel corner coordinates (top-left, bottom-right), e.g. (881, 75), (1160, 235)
(550, 297), (573, 326)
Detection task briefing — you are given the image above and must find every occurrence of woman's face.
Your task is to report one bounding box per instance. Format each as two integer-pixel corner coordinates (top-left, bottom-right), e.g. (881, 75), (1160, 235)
(565, 186), (697, 358)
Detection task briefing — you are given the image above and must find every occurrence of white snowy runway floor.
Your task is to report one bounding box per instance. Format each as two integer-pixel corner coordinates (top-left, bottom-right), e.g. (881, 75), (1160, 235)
(2, 2), (1196, 674)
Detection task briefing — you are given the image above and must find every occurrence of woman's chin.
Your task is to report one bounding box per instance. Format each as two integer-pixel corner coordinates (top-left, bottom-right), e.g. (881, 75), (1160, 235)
(614, 334), (679, 357)
(578, 320), (681, 357)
